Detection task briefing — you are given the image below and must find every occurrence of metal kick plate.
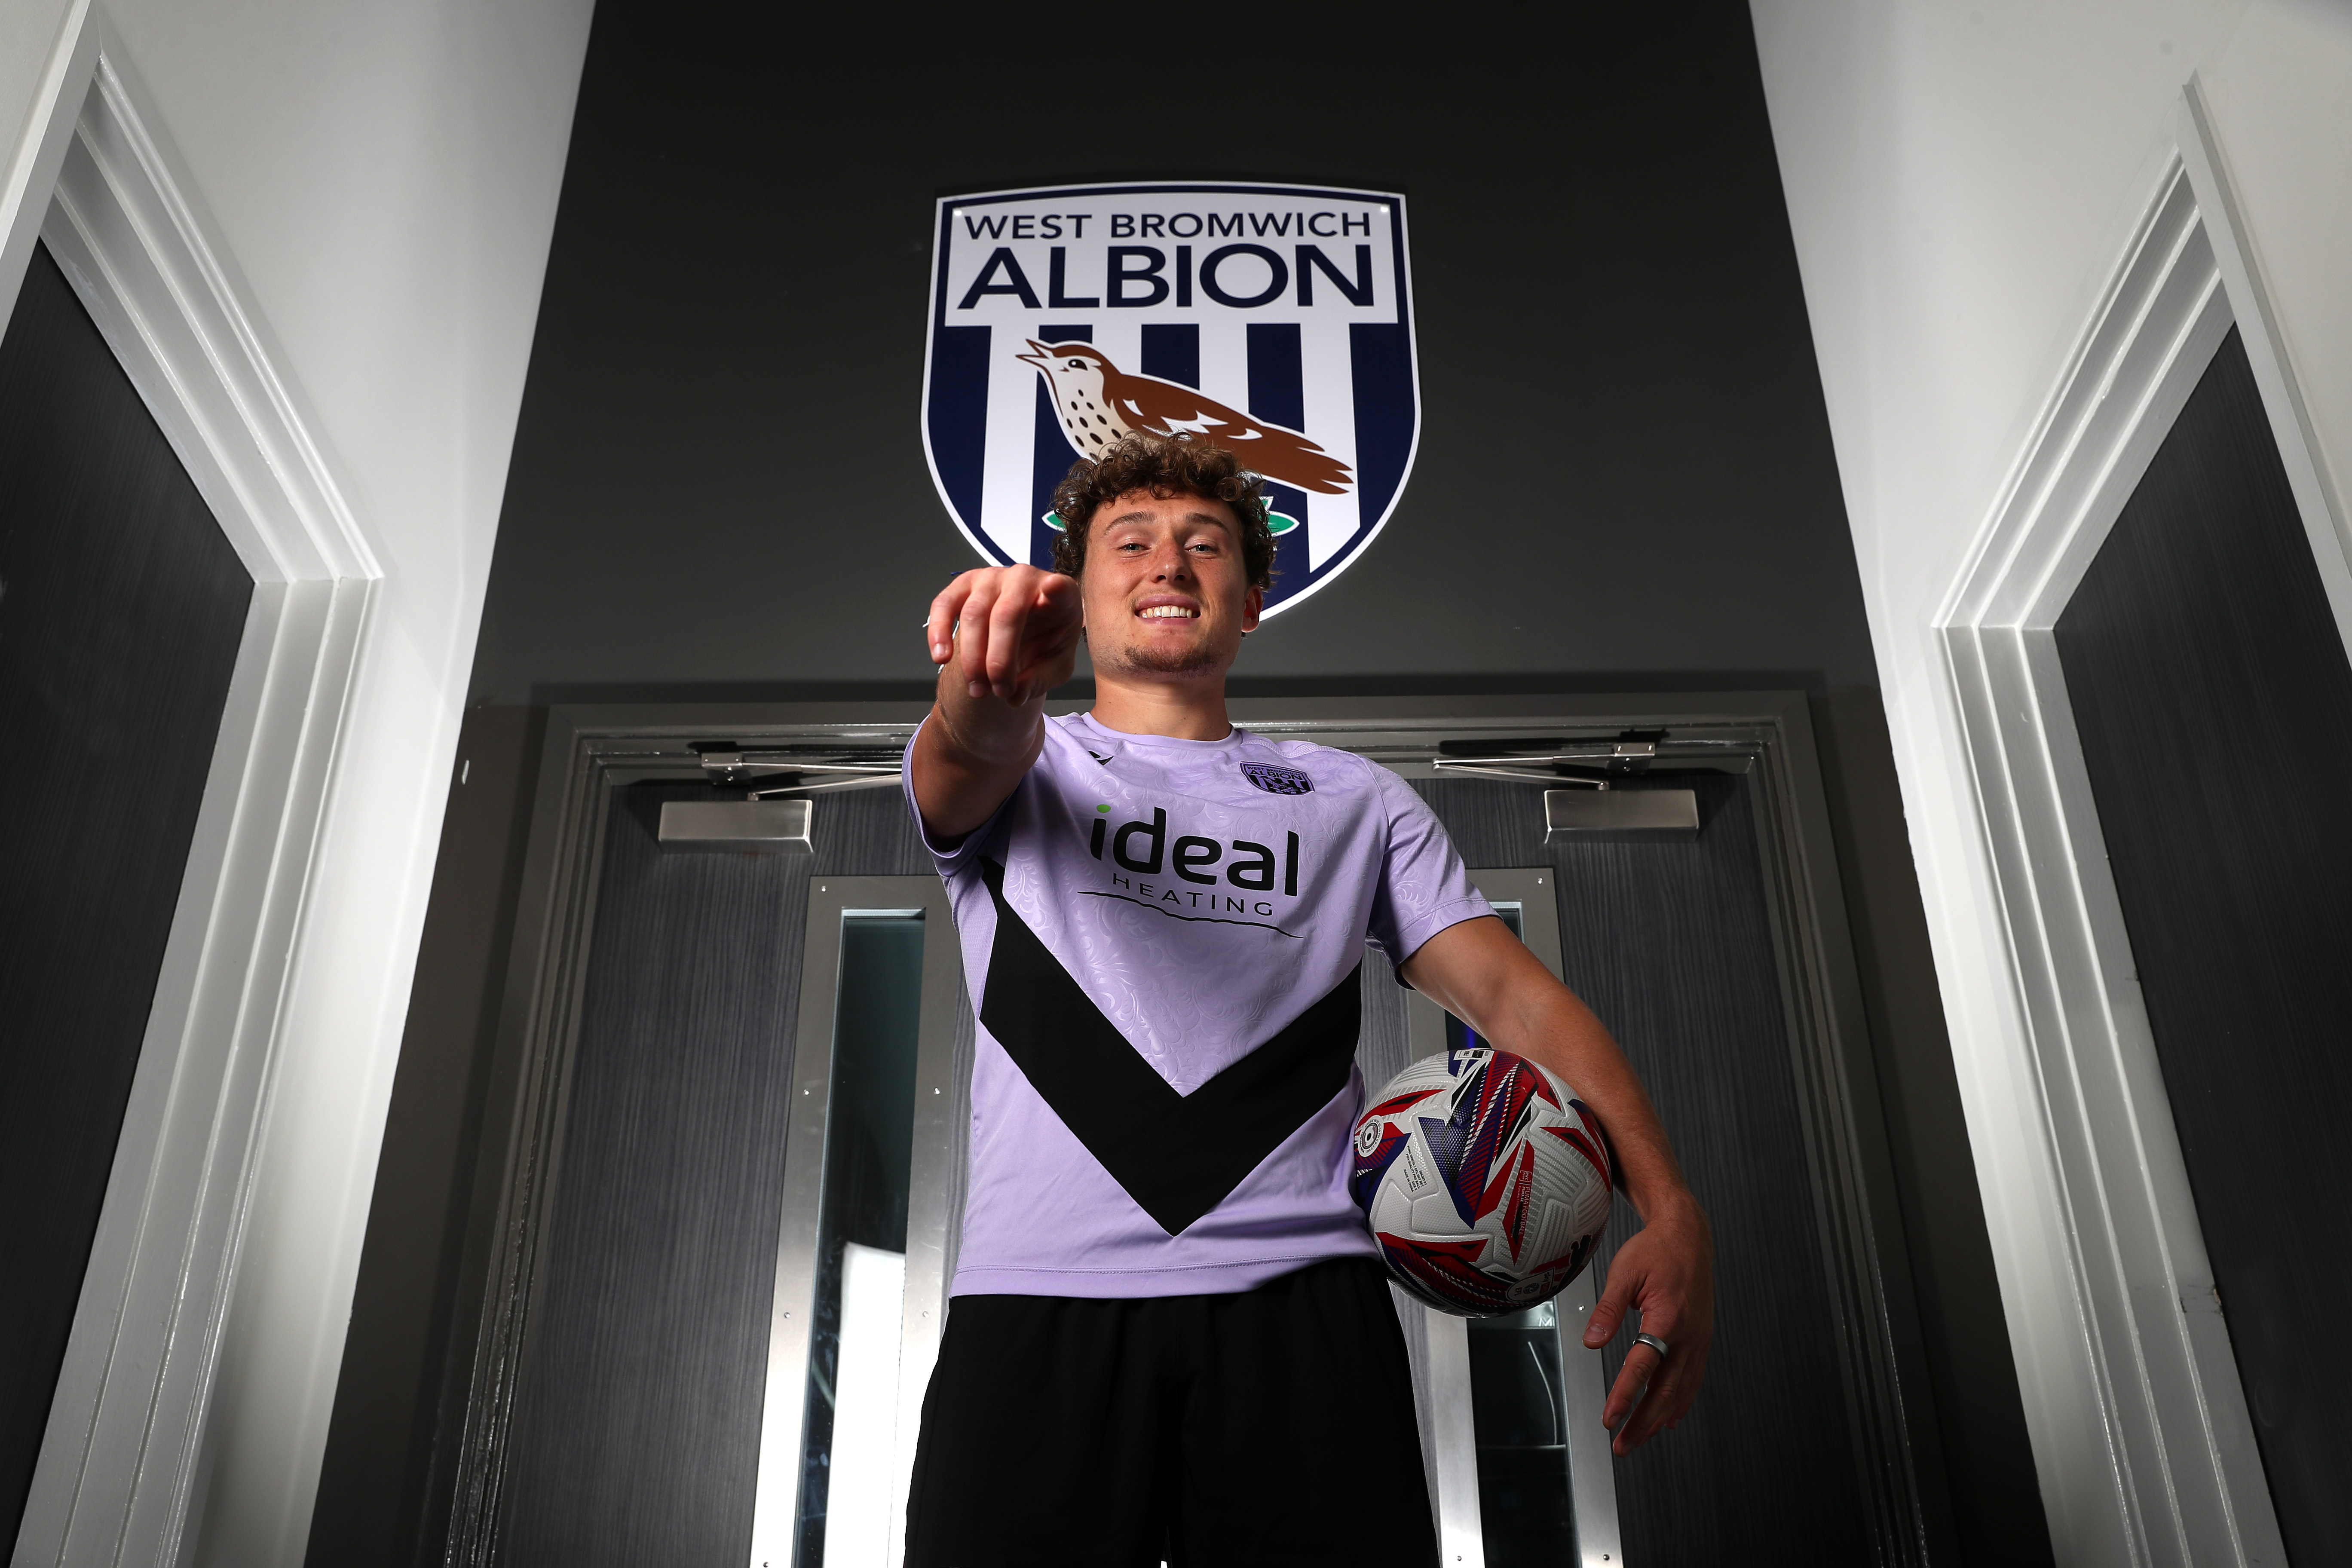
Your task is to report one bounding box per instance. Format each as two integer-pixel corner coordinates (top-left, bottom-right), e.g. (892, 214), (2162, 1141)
(658, 798), (815, 853)
(1544, 787), (1700, 842)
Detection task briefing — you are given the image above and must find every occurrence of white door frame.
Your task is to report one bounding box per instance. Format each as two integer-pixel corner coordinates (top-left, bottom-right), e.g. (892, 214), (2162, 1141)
(1933, 82), (2352, 1568)
(3, 7), (378, 1563)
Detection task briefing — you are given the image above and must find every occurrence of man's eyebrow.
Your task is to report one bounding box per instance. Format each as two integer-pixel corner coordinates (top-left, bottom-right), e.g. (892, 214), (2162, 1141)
(1099, 510), (1236, 535)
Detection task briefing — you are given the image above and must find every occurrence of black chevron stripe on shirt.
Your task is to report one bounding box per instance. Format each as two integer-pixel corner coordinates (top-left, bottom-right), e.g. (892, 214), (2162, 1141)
(976, 858), (1362, 1237)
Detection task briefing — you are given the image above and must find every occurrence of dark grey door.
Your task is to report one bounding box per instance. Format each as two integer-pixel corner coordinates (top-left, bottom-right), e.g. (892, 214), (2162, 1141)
(0, 242), (252, 1541)
(1410, 774), (1875, 1566)
(492, 783), (939, 1566)
(2055, 325), (2352, 1563)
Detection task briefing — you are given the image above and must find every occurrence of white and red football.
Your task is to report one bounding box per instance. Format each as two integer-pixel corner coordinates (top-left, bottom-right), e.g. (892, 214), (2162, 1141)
(1350, 1047), (1615, 1316)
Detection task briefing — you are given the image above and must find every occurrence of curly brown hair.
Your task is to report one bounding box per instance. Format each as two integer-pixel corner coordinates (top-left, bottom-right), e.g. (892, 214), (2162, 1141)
(1048, 432), (1277, 589)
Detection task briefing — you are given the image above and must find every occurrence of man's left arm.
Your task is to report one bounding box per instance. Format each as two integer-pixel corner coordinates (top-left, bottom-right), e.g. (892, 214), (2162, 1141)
(1398, 915), (1715, 1454)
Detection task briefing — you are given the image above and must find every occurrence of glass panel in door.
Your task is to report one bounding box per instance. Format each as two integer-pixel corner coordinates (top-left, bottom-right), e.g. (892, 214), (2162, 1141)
(795, 910), (925, 1568)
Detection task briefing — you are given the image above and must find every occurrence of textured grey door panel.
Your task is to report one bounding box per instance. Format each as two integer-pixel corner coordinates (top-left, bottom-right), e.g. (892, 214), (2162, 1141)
(498, 785), (936, 1567)
(1417, 775), (1871, 1567)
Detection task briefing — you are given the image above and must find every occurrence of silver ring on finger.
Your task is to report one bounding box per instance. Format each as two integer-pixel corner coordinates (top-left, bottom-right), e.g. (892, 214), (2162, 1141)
(1634, 1331), (1670, 1357)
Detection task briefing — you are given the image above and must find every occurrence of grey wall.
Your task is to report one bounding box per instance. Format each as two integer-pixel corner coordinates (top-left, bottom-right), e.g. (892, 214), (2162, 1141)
(466, 10), (1873, 707)
(311, 6), (2052, 1565)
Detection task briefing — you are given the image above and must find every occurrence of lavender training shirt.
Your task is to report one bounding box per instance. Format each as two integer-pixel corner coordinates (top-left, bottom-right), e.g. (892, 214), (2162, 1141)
(909, 712), (1491, 1299)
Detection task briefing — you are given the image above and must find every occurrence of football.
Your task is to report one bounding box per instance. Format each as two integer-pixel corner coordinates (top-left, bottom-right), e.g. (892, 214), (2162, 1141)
(1350, 1047), (1615, 1316)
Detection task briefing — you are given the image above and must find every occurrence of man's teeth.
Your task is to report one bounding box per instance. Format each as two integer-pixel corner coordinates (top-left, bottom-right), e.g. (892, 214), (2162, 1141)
(1139, 606), (1197, 619)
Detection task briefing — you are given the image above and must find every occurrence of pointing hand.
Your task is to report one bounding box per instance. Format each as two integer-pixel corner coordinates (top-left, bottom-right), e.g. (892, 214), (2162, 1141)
(927, 567), (1084, 708)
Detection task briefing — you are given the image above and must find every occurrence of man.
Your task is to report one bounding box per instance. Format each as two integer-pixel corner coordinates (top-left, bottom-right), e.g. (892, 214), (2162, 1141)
(903, 432), (1712, 1565)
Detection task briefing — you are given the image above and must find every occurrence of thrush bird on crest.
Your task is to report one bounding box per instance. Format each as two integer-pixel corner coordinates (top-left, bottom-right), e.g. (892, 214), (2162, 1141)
(1016, 340), (1354, 495)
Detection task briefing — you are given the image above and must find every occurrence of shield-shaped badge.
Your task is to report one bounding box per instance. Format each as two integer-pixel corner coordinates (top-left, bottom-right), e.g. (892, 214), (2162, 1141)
(922, 181), (1419, 617)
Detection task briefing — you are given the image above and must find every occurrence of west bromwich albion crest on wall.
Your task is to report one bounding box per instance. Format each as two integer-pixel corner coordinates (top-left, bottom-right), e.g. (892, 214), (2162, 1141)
(923, 182), (1419, 617)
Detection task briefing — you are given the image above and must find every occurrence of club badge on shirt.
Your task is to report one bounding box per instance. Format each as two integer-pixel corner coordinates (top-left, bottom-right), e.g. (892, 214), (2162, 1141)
(1240, 762), (1315, 795)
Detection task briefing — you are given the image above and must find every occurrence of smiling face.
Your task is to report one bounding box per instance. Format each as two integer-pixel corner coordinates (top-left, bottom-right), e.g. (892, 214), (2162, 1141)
(1078, 489), (1264, 683)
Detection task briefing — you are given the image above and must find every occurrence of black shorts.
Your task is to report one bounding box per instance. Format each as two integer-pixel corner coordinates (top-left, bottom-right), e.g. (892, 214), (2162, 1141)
(904, 1257), (1438, 1568)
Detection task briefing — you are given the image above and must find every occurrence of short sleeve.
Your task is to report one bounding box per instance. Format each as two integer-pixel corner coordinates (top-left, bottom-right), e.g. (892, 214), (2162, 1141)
(1365, 764), (1494, 968)
(901, 712), (1017, 879)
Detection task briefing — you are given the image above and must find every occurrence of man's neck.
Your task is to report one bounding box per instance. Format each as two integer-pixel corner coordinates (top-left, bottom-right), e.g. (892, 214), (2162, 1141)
(1087, 674), (1234, 741)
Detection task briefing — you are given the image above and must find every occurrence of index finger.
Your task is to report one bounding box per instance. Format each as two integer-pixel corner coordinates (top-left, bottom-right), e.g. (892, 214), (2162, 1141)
(983, 572), (1037, 699)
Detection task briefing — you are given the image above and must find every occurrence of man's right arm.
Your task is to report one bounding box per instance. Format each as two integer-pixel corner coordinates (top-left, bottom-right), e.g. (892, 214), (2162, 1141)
(912, 566), (1084, 843)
